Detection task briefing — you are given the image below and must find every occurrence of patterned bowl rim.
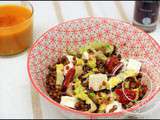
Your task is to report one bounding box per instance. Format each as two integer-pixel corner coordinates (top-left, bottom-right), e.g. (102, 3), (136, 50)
(27, 17), (160, 118)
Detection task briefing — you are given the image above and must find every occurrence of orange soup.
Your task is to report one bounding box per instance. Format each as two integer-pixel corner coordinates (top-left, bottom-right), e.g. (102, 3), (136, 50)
(0, 4), (33, 55)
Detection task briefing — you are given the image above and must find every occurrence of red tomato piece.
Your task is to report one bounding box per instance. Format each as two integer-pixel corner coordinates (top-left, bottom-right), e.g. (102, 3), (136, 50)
(115, 89), (136, 104)
(62, 68), (75, 92)
(105, 55), (123, 75)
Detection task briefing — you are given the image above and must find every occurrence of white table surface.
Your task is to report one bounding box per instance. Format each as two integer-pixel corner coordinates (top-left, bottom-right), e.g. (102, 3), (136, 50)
(0, 1), (160, 119)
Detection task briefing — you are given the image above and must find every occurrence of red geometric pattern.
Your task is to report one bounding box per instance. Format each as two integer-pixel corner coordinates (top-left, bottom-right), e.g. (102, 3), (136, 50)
(27, 17), (160, 118)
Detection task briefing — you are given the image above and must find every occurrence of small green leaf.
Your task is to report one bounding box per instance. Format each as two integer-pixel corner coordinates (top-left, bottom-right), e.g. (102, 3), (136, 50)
(90, 92), (96, 97)
(132, 100), (138, 103)
(106, 43), (111, 49)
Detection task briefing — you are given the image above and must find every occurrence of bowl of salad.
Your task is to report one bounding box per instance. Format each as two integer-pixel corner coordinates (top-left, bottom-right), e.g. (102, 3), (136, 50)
(27, 17), (160, 119)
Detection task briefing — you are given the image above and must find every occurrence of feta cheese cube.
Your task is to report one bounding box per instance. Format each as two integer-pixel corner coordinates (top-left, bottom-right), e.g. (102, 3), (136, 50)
(89, 74), (108, 91)
(121, 59), (142, 73)
(82, 51), (89, 60)
(126, 59), (141, 73)
(60, 96), (78, 108)
(105, 101), (123, 113)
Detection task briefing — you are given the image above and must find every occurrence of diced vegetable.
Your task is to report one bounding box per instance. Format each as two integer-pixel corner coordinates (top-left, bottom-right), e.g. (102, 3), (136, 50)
(82, 71), (94, 79)
(87, 57), (96, 68)
(133, 88), (140, 100)
(74, 79), (97, 112)
(99, 104), (107, 113)
(82, 51), (89, 60)
(104, 43), (114, 55)
(95, 92), (110, 105)
(56, 64), (64, 86)
(90, 40), (104, 50)
(89, 41), (114, 55)
(89, 92), (96, 97)
(106, 70), (138, 90)
(75, 65), (83, 77)
(92, 68), (98, 72)
(121, 70), (137, 79)
(95, 51), (107, 61)
(66, 83), (74, 96)
(110, 92), (117, 100)
(106, 76), (122, 90)
(76, 58), (84, 66)
(124, 81), (130, 89)
(79, 46), (90, 55)
(66, 48), (77, 56)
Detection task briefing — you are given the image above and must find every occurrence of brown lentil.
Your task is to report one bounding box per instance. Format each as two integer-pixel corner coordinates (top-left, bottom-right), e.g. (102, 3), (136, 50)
(61, 55), (69, 65)
(117, 54), (122, 60)
(126, 77), (135, 82)
(45, 64), (62, 103)
(112, 45), (117, 55)
(127, 102), (134, 108)
(102, 81), (106, 86)
(136, 73), (143, 79)
(83, 65), (92, 73)
(75, 100), (90, 111)
(109, 105), (118, 113)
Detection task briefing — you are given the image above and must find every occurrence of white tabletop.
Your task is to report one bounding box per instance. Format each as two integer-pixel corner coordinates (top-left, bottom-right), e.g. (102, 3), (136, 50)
(0, 1), (160, 119)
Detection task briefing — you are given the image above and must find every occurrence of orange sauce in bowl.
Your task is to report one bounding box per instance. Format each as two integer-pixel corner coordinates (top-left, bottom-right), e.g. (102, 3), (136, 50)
(0, 5), (33, 55)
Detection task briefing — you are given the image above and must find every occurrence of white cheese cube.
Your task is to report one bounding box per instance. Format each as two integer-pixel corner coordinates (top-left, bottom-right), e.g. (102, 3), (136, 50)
(126, 59), (141, 73)
(105, 101), (123, 113)
(89, 74), (108, 91)
(60, 96), (78, 108)
(82, 51), (89, 60)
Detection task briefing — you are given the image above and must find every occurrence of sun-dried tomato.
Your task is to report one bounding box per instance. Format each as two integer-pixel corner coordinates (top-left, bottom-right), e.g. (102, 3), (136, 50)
(115, 89), (136, 104)
(141, 84), (148, 94)
(62, 68), (75, 92)
(105, 55), (123, 75)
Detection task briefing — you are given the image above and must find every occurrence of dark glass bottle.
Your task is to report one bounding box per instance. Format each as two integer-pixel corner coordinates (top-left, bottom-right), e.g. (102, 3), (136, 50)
(133, 1), (160, 32)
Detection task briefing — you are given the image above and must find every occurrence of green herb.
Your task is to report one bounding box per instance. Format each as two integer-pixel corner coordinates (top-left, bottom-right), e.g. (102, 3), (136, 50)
(90, 92), (96, 97)
(105, 44), (111, 49)
(132, 100), (138, 103)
